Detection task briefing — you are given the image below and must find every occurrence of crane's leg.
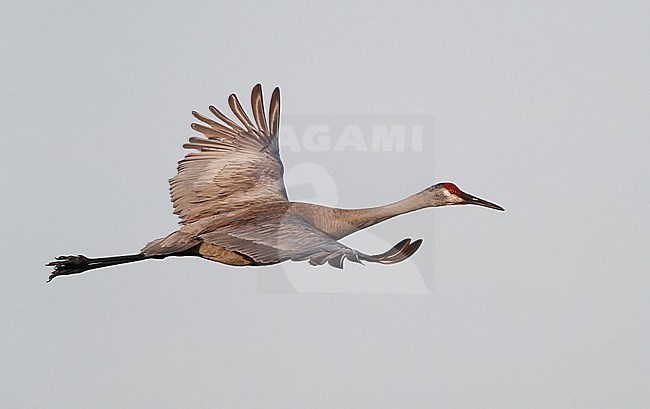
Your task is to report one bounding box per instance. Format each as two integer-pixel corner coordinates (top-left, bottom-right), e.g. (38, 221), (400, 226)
(46, 253), (149, 282)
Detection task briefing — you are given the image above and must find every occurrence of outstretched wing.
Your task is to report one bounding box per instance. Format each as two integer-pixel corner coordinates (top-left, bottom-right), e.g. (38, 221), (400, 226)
(170, 84), (288, 225)
(199, 215), (423, 268)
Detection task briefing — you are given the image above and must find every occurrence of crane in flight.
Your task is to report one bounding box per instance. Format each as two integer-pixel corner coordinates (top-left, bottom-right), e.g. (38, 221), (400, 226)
(47, 84), (504, 282)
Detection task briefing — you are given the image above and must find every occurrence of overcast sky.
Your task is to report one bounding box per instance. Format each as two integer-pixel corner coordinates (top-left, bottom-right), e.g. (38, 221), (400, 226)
(2, 1), (650, 408)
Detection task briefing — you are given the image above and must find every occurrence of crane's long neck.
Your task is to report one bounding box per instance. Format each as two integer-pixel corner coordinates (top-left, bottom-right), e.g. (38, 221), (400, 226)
(323, 190), (433, 239)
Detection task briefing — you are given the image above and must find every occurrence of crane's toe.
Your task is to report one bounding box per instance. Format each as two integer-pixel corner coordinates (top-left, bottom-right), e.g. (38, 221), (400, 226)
(46, 255), (91, 282)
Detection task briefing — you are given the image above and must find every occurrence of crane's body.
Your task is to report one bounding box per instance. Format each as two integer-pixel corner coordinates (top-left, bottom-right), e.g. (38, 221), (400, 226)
(48, 85), (504, 282)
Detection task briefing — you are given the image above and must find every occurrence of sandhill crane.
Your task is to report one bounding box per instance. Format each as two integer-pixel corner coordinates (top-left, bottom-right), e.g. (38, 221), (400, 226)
(47, 84), (504, 282)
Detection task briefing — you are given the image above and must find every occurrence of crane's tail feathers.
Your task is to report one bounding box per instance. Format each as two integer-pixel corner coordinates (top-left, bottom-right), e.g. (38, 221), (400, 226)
(46, 253), (147, 283)
(361, 238), (423, 265)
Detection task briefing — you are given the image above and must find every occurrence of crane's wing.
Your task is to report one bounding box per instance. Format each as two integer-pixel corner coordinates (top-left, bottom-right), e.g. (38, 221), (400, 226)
(199, 217), (423, 268)
(170, 84), (288, 225)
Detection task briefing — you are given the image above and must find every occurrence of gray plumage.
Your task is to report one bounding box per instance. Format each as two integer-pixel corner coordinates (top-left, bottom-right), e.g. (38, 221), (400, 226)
(48, 84), (504, 282)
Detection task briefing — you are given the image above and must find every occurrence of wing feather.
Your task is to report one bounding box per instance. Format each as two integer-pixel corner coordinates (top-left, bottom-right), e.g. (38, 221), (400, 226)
(228, 93), (257, 134)
(251, 84), (269, 134)
(191, 111), (239, 138)
(268, 87), (281, 137)
(170, 84), (288, 224)
(209, 105), (246, 132)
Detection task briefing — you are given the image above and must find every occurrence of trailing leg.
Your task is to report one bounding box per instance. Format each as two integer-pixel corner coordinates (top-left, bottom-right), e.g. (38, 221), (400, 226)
(46, 253), (149, 282)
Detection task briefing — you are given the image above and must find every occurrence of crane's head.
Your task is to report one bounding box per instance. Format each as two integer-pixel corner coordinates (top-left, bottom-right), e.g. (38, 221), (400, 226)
(427, 182), (505, 211)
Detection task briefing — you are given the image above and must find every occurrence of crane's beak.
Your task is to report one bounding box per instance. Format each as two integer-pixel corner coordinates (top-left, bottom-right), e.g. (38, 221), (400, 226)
(458, 191), (505, 211)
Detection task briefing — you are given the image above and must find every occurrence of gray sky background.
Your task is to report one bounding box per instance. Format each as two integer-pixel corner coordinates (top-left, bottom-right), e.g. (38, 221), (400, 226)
(2, 1), (650, 408)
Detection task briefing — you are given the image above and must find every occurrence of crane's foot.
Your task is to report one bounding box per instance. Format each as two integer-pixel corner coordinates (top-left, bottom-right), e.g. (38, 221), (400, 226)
(47, 253), (148, 282)
(47, 255), (90, 282)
